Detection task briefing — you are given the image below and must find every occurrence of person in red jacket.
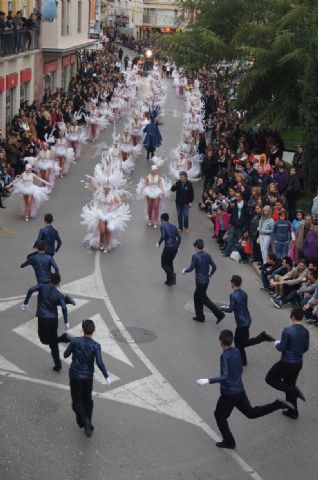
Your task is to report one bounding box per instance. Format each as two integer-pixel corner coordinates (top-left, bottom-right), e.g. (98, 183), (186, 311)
(214, 206), (230, 245)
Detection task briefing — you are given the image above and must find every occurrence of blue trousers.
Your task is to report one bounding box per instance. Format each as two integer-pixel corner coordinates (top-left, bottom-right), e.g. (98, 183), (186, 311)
(176, 203), (189, 229)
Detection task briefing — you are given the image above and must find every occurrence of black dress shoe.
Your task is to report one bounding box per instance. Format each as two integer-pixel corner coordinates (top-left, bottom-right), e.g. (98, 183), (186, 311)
(84, 418), (94, 437)
(171, 273), (176, 285)
(52, 365), (62, 372)
(282, 410), (299, 420)
(216, 441), (236, 449)
(58, 332), (71, 343)
(164, 281), (173, 286)
(192, 316), (205, 322)
(259, 331), (275, 342)
(216, 312), (225, 324)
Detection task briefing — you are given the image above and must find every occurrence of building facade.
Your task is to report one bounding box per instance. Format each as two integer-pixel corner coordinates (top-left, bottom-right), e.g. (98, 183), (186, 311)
(42, 0), (94, 92)
(0, 0), (41, 133)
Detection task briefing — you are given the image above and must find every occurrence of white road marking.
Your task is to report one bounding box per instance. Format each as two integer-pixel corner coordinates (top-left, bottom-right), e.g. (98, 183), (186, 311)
(62, 273), (106, 299)
(0, 354), (27, 374)
(0, 297), (25, 311)
(67, 314), (133, 367)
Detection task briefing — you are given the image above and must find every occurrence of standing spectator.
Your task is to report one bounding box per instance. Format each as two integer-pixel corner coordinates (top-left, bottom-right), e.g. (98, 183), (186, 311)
(286, 167), (302, 220)
(311, 185), (318, 219)
(271, 209), (291, 259)
(224, 191), (249, 257)
(303, 220), (318, 263)
(292, 145), (303, 171)
(296, 213), (312, 257)
(277, 164), (290, 203)
(249, 204), (262, 262)
(258, 205), (275, 264)
(171, 171), (194, 233)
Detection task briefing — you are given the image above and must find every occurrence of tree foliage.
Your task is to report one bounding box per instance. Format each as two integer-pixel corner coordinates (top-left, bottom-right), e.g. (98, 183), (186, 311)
(156, 0), (318, 188)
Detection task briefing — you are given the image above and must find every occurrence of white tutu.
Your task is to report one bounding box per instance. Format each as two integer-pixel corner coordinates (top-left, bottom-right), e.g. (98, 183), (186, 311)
(12, 180), (49, 217)
(54, 144), (67, 157)
(37, 158), (53, 170)
(136, 179), (163, 199)
(81, 202), (131, 249)
(121, 143), (132, 153)
(96, 117), (109, 129)
(79, 128), (89, 144)
(121, 155), (135, 174)
(67, 131), (79, 142)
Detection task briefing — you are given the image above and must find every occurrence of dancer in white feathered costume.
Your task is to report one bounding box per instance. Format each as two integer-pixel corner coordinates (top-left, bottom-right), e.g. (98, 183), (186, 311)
(9, 163), (51, 221)
(120, 128), (133, 161)
(136, 164), (171, 228)
(36, 142), (57, 189)
(52, 131), (74, 177)
(81, 184), (131, 253)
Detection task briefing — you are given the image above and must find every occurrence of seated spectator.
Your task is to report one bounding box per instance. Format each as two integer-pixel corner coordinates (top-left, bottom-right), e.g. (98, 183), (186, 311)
(274, 268), (318, 309)
(303, 274), (318, 324)
(270, 258), (308, 303)
(259, 253), (282, 291)
(234, 230), (253, 263)
(214, 205), (230, 245)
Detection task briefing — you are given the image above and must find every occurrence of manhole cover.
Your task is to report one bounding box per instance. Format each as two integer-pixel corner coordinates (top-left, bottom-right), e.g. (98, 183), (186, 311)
(111, 327), (157, 344)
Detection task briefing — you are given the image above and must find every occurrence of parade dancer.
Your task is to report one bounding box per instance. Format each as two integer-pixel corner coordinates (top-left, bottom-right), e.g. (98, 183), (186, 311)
(182, 239), (225, 323)
(9, 163), (51, 221)
(265, 307), (309, 419)
(36, 142), (54, 184)
(21, 240), (59, 284)
(220, 275), (275, 366)
(21, 273), (70, 372)
(157, 213), (181, 286)
(143, 116), (162, 160)
(53, 131), (74, 177)
(81, 182), (131, 253)
(197, 329), (296, 449)
(33, 213), (62, 257)
(137, 165), (166, 228)
(64, 319), (112, 437)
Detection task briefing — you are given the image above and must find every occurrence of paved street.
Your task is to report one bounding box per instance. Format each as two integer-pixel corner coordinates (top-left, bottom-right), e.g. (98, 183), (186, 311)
(1, 75), (318, 480)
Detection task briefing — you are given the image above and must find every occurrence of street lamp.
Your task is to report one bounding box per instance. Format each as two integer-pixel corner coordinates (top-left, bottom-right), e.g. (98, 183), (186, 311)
(145, 49), (152, 58)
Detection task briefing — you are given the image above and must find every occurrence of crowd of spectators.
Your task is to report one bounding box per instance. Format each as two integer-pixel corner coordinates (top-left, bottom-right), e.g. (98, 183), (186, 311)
(192, 69), (318, 324)
(0, 28), (142, 206)
(0, 9), (40, 55)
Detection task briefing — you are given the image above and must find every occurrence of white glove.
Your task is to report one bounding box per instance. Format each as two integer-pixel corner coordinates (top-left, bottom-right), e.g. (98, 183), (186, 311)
(106, 377), (112, 386)
(196, 378), (209, 386)
(64, 322), (70, 331)
(21, 304), (28, 311)
(220, 305), (228, 310)
(274, 340), (280, 347)
(156, 242), (160, 248)
(182, 268), (187, 274)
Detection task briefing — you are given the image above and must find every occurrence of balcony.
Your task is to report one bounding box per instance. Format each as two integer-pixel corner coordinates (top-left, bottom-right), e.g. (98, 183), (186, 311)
(0, 28), (40, 59)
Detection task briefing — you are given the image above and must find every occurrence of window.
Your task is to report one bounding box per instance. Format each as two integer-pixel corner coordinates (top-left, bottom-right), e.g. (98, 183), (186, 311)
(20, 83), (29, 103)
(61, 0), (70, 35)
(77, 0), (82, 33)
(6, 89), (14, 132)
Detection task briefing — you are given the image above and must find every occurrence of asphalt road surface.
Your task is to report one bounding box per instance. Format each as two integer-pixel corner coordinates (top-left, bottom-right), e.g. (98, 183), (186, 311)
(1, 71), (318, 480)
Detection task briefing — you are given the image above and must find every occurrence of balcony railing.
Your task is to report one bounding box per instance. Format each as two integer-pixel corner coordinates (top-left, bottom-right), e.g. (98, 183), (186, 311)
(0, 28), (40, 58)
